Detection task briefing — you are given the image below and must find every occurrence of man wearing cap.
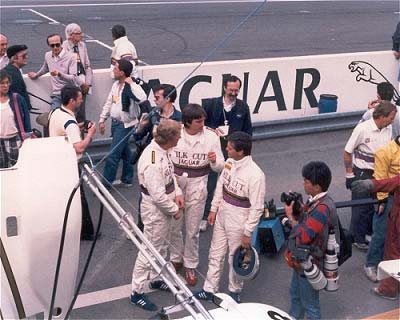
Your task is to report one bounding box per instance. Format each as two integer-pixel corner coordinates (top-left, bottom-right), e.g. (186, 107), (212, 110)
(28, 34), (82, 110)
(99, 59), (147, 189)
(0, 34), (8, 69)
(3, 44), (32, 110)
(63, 23), (93, 123)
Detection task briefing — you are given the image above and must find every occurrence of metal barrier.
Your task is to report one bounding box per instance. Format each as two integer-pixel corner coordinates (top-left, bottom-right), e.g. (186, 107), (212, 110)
(84, 111), (363, 161)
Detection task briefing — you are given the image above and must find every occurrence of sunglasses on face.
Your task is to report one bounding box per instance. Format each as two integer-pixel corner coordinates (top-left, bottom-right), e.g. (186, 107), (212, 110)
(49, 43), (61, 48)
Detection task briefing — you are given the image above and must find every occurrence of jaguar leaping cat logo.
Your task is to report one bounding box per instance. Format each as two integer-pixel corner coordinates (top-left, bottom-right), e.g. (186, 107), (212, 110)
(348, 60), (399, 101)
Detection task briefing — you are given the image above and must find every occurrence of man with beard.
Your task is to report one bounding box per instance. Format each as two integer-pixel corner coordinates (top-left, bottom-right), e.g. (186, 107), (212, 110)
(200, 75), (253, 231)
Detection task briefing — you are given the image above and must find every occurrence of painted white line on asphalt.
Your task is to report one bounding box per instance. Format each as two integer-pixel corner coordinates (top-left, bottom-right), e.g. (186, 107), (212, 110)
(1, 0), (264, 9)
(21, 8), (60, 24)
(74, 284), (131, 309)
(74, 273), (187, 310)
(86, 39), (113, 50)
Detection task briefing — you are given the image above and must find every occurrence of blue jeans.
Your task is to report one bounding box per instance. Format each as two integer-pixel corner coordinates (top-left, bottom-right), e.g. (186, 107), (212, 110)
(103, 119), (134, 188)
(50, 95), (62, 110)
(350, 167), (375, 243)
(366, 196), (392, 267)
(289, 271), (321, 320)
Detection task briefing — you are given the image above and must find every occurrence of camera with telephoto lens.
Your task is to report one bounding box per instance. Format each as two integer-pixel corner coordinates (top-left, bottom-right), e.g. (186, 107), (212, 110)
(281, 191), (303, 217)
(291, 244), (328, 291)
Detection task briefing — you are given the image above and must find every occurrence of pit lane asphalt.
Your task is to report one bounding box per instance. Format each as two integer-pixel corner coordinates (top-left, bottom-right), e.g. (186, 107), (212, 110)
(72, 128), (399, 319)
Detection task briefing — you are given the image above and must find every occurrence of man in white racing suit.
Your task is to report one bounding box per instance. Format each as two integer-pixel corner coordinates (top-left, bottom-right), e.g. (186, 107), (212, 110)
(130, 119), (184, 312)
(195, 131), (266, 303)
(168, 103), (224, 286)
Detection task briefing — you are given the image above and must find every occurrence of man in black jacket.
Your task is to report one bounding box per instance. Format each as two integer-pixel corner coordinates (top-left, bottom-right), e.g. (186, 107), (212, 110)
(200, 75), (253, 231)
(4, 45), (32, 110)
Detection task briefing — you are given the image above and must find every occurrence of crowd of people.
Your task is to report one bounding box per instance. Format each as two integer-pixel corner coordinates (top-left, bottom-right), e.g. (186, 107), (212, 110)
(0, 21), (399, 319)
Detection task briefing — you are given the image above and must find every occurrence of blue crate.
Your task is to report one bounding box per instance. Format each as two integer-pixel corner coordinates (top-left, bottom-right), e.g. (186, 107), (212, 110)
(251, 218), (285, 253)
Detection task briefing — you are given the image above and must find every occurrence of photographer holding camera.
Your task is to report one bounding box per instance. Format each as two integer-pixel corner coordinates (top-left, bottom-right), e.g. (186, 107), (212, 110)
(284, 161), (339, 320)
(132, 84), (182, 164)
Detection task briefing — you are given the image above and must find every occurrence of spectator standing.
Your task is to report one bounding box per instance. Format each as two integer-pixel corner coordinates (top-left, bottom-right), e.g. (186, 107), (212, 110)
(48, 85), (97, 240)
(168, 103), (224, 286)
(4, 45), (32, 110)
(130, 119), (183, 311)
(28, 34), (82, 110)
(352, 174), (400, 301)
(195, 132), (265, 303)
(63, 23), (93, 123)
(344, 101), (396, 250)
(360, 82), (400, 140)
(363, 137), (399, 282)
(0, 34), (8, 69)
(98, 59), (147, 189)
(110, 24), (139, 79)
(0, 70), (31, 168)
(200, 75), (253, 231)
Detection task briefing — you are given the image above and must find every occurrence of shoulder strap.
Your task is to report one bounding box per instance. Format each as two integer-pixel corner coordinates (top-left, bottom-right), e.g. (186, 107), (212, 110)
(12, 93), (26, 141)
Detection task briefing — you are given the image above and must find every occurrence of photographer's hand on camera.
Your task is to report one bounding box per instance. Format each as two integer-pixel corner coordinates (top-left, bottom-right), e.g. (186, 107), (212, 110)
(284, 201), (298, 227)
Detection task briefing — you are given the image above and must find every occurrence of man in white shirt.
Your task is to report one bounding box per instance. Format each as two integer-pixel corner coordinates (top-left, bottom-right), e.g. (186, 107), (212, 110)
(344, 101), (397, 251)
(110, 24), (139, 79)
(99, 59), (147, 189)
(49, 84), (97, 240)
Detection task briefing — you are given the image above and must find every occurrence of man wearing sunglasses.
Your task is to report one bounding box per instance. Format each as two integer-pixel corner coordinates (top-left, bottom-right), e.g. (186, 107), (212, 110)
(28, 34), (83, 110)
(3, 44), (32, 110)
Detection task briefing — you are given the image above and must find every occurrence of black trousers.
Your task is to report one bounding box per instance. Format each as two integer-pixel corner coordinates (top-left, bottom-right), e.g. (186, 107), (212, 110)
(78, 164), (94, 238)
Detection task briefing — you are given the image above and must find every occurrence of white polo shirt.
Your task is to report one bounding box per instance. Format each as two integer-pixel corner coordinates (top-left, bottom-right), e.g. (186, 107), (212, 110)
(49, 106), (82, 158)
(345, 118), (392, 170)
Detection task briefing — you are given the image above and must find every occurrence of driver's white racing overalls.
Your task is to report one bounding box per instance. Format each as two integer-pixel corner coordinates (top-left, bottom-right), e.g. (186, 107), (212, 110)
(202, 155), (266, 294)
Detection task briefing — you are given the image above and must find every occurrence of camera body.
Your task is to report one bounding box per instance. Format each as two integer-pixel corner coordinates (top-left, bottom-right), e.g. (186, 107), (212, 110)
(83, 120), (92, 132)
(281, 191), (303, 217)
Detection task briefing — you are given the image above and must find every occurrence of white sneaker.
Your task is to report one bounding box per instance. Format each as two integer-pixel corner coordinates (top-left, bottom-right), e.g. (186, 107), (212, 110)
(199, 220), (208, 232)
(112, 179), (133, 188)
(363, 265), (377, 283)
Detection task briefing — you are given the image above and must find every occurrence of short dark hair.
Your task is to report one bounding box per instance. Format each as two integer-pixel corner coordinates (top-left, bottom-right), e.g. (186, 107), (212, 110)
(373, 100), (396, 119)
(46, 34), (63, 45)
(154, 84), (177, 103)
(377, 82), (394, 101)
(117, 59), (133, 77)
(61, 85), (81, 105)
(0, 69), (11, 82)
(111, 24), (126, 39)
(223, 75), (242, 89)
(227, 131), (252, 156)
(302, 161), (332, 192)
(182, 103), (207, 128)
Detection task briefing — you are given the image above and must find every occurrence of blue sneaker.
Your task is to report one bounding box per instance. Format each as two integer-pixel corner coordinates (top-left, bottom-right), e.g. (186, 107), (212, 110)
(130, 292), (157, 311)
(194, 289), (214, 301)
(149, 280), (171, 292)
(229, 291), (241, 303)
